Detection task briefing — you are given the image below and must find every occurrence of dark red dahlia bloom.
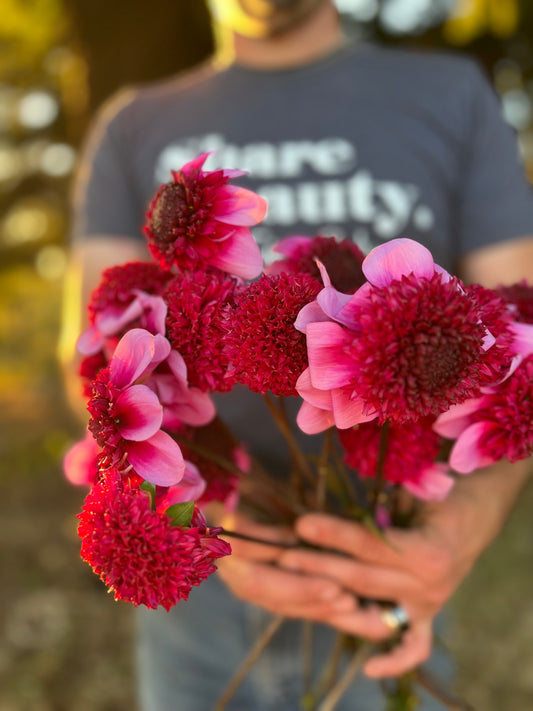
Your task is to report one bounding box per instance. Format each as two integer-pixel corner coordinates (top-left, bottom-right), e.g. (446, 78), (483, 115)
(79, 351), (108, 396)
(77, 473), (231, 610)
(348, 273), (489, 423)
(339, 419), (440, 484)
(270, 235), (366, 293)
(224, 273), (322, 397)
(496, 280), (533, 324)
(88, 261), (172, 323)
(165, 269), (239, 392)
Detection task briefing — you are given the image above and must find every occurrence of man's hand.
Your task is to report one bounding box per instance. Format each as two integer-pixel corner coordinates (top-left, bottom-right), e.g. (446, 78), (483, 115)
(279, 458), (531, 677)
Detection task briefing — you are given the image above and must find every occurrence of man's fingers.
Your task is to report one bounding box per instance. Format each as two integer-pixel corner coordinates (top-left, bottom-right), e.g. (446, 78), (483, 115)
(220, 514), (296, 562)
(280, 550), (416, 603)
(295, 513), (408, 566)
(364, 620), (432, 678)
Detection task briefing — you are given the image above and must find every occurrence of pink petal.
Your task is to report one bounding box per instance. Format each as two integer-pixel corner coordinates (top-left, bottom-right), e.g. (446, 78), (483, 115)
(109, 329), (167, 388)
(296, 401), (336, 434)
(433, 397), (486, 439)
(127, 430), (185, 486)
(212, 185), (268, 226)
(97, 300), (143, 336)
(166, 350), (188, 383)
(294, 300), (330, 333)
(163, 388), (216, 428)
(306, 322), (356, 389)
(134, 292), (168, 335)
(317, 286), (354, 323)
(115, 384), (163, 441)
(62, 432), (99, 486)
(362, 238), (435, 287)
(273, 235), (314, 258)
(403, 463), (455, 501)
(509, 321), (533, 357)
(334, 282), (373, 328)
(208, 226), (264, 279)
(296, 367), (333, 409)
(331, 388), (377, 428)
(449, 421), (499, 474)
(76, 325), (104, 356)
(155, 461), (206, 512)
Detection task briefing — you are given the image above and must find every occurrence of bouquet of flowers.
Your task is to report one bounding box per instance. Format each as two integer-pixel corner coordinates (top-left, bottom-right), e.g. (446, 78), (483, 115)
(64, 153), (533, 710)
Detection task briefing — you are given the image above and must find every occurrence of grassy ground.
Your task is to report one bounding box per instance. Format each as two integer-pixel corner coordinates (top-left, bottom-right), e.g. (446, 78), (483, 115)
(0, 262), (531, 710)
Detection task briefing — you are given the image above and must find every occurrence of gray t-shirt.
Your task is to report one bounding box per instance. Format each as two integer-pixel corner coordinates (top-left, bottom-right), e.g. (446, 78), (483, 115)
(73, 41), (533, 274)
(73, 41), (533, 468)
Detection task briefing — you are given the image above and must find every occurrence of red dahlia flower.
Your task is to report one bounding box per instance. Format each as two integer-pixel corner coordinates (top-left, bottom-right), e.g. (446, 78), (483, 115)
(78, 472), (231, 611)
(268, 235), (366, 293)
(497, 280), (533, 324)
(165, 268), (239, 392)
(338, 420), (453, 501)
(144, 153), (266, 278)
(223, 272), (322, 397)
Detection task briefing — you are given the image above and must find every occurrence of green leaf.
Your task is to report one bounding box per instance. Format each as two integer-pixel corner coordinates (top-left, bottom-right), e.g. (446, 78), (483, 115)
(140, 481), (156, 509)
(166, 501), (195, 528)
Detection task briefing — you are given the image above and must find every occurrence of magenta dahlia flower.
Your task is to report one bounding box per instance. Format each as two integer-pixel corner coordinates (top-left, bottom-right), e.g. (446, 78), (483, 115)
(338, 420), (453, 501)
(165, 268), (239, 392)
(223, 272), (322, 397)
(87, 328), (184, 486)
(267, 235), (366, 293)
(78, 472), (231, 610)
(295, 238), (496, 432)
(144, 153), (266, 278)
(434, 355), (533, 473)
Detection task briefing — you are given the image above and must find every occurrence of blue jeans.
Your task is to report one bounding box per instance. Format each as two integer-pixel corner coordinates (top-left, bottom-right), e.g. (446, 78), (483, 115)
(136, 574), (453, 711)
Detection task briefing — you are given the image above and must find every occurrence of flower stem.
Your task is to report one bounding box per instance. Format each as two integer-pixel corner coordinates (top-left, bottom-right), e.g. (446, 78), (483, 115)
(317, 642), (374, 711)
(214, 615), (285, 711)
(372, 419), (390, 514)
(262, 393), (316, 489)
(414, 668), (475, 711)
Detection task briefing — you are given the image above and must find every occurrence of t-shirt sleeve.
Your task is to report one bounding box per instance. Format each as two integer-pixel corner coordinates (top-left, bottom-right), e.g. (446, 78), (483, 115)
(70, 88), (146, 244)
(457, 61), (533, 255)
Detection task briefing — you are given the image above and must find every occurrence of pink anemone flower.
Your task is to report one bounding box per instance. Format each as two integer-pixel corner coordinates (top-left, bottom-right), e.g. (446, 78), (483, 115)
(434, 355), (533, 473)
(144, 153), (266, 279)
(295, 238), (495, 433)
(88, 328), (185, 486)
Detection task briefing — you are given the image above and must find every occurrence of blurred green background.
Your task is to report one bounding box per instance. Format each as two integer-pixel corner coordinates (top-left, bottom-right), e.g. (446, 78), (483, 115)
(0, 1), (532, 709)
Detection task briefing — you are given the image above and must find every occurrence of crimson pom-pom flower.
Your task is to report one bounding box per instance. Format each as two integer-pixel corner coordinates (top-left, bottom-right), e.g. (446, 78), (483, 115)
(434, 354), (533, 473)
(268, 235), (366, 293)
(338, 420), (453, 501)
(144, 153), (266, 278)
(77, 472), (231, 610)
(295, 239), (495, 432)
(496, 279), (533, 324)
(165, 269), (239, 392)
(224, 272), (322, 397)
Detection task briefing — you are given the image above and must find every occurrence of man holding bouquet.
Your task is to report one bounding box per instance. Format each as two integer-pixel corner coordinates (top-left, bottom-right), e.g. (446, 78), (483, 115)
(62, 0), (533, 708)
